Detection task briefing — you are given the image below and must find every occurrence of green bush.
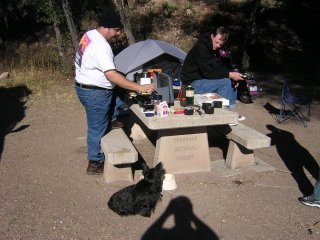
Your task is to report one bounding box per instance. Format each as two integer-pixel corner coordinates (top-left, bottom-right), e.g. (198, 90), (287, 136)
(184, 1), (194, 16)
(162, 2), (178, 17)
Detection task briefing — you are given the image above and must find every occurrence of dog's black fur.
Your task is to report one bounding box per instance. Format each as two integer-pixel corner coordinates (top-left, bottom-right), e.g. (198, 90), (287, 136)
(108, 162), (165, 217)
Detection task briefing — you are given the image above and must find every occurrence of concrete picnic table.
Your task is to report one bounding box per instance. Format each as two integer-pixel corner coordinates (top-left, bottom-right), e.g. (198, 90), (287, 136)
(130, 104), (239, 174)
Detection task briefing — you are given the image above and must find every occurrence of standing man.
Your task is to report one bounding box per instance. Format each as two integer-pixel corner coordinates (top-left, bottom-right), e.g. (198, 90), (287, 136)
(75, 12), (154, 175)
(180, 26), (244, 108)
(299, 171), (320, 208)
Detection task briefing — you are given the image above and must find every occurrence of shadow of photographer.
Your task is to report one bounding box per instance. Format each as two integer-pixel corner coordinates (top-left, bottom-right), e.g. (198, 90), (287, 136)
(141, 196), (219, 240)
(0, 85), (31, 160)
(266, 124), (319, 195)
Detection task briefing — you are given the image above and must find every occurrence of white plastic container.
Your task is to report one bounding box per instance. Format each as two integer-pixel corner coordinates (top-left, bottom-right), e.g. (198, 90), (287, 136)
(140, 77), (151, 85)
(162, 174), (177, 191)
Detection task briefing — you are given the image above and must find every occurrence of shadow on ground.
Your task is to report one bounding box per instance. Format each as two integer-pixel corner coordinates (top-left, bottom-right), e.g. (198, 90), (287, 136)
(0, 85), (31, 160)
(266, 124), (319, 196)
(141, 196), (219, 240)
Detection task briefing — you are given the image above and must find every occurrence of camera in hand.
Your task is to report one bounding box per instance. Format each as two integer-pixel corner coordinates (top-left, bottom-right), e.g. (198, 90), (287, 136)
(240, 74), (248, 79)
(237, 71), (260, 104)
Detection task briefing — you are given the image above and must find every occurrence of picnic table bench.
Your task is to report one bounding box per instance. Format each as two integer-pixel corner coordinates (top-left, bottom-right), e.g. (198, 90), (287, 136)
(101, 128), (138, 183)
(217, 123), (271, 169)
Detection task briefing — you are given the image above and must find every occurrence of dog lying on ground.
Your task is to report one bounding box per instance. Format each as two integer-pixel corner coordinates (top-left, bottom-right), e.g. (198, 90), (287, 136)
(108, 162), (165, 217)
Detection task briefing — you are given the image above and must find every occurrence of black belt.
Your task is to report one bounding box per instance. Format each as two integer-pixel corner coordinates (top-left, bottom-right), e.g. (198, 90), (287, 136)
(75, 82), (110, 90)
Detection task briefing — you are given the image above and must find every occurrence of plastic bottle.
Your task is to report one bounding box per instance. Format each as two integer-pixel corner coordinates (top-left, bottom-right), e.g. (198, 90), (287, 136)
(186, 85), (194, 105)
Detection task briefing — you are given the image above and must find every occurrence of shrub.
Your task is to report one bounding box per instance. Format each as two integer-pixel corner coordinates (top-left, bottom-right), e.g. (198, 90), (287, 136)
(162, 2), (178, 17)
(184, 1), (194, 16)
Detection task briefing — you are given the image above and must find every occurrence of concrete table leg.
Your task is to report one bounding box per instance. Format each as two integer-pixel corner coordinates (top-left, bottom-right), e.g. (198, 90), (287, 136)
(154, 127), (211, 174)
(225, 140), (255, 169)
(104, 162), (134, 183)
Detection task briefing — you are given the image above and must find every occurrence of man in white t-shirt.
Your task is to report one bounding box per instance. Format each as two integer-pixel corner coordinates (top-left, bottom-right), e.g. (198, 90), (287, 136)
(75, 12), (154, 175)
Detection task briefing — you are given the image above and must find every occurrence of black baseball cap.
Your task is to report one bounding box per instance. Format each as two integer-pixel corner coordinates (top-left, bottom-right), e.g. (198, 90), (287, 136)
(97, 12), (123, 28)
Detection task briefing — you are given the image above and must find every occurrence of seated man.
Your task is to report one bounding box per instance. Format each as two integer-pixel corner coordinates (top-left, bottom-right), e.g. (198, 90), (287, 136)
(180, 26), (244, 108)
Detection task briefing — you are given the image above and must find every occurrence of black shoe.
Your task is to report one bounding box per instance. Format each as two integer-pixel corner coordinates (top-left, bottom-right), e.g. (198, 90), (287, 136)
(111, 120), (123, 129)
(298, 195), (320, 208)
(87, 160), (104, 175)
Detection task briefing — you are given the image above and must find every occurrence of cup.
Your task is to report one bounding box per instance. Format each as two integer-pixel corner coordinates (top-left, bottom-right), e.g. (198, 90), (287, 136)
(202, 102), (212, 111)
(204, 105), (214, 114)
(213, 101), (223, 108)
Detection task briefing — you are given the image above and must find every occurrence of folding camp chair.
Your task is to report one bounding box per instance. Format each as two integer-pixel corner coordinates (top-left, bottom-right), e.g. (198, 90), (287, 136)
(278, 80), (312, 127)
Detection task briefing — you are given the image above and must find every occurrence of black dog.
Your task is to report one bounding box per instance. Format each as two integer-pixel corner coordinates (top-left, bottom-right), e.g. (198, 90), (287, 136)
(108, 162), (165, 217)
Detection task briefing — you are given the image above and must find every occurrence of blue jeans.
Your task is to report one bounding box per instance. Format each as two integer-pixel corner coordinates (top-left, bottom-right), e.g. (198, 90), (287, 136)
(76, 86), (113, 162)
(192, 78), (237, 107)
(112, 96), (123, 122)
(111, 87), (126, 122)
(314, 170), (320, 200)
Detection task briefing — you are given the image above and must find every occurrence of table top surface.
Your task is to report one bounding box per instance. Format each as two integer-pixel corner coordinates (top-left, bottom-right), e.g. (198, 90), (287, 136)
(130, 104), (239, 130)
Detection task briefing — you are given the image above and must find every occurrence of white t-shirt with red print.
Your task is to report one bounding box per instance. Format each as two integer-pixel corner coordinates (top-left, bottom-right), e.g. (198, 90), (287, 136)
(75, 29), (115, 89)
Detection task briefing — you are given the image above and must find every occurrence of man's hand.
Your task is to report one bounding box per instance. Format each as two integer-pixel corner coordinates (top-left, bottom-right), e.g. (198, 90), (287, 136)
(229, 71), (245, 81)
(105, 70), (155, 93)
(139, 84), (155, 94)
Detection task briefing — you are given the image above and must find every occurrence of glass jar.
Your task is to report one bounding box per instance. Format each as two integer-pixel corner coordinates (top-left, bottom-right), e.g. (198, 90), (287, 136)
(180, 97), (187, 107)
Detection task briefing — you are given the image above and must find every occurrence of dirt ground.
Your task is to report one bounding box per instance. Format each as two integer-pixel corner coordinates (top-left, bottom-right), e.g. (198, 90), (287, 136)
(1, 75), (320, 240)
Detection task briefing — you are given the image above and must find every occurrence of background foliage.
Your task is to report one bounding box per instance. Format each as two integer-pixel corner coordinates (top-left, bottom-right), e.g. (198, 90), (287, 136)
(0, 0), (319, 81)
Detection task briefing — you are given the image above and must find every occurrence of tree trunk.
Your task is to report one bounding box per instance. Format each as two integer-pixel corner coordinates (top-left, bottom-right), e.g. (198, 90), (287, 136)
(61, 0), (78, 52)
(241, 0), (261, 70)
(113, 0), (135, 45)
(53, 21), (64, 58)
